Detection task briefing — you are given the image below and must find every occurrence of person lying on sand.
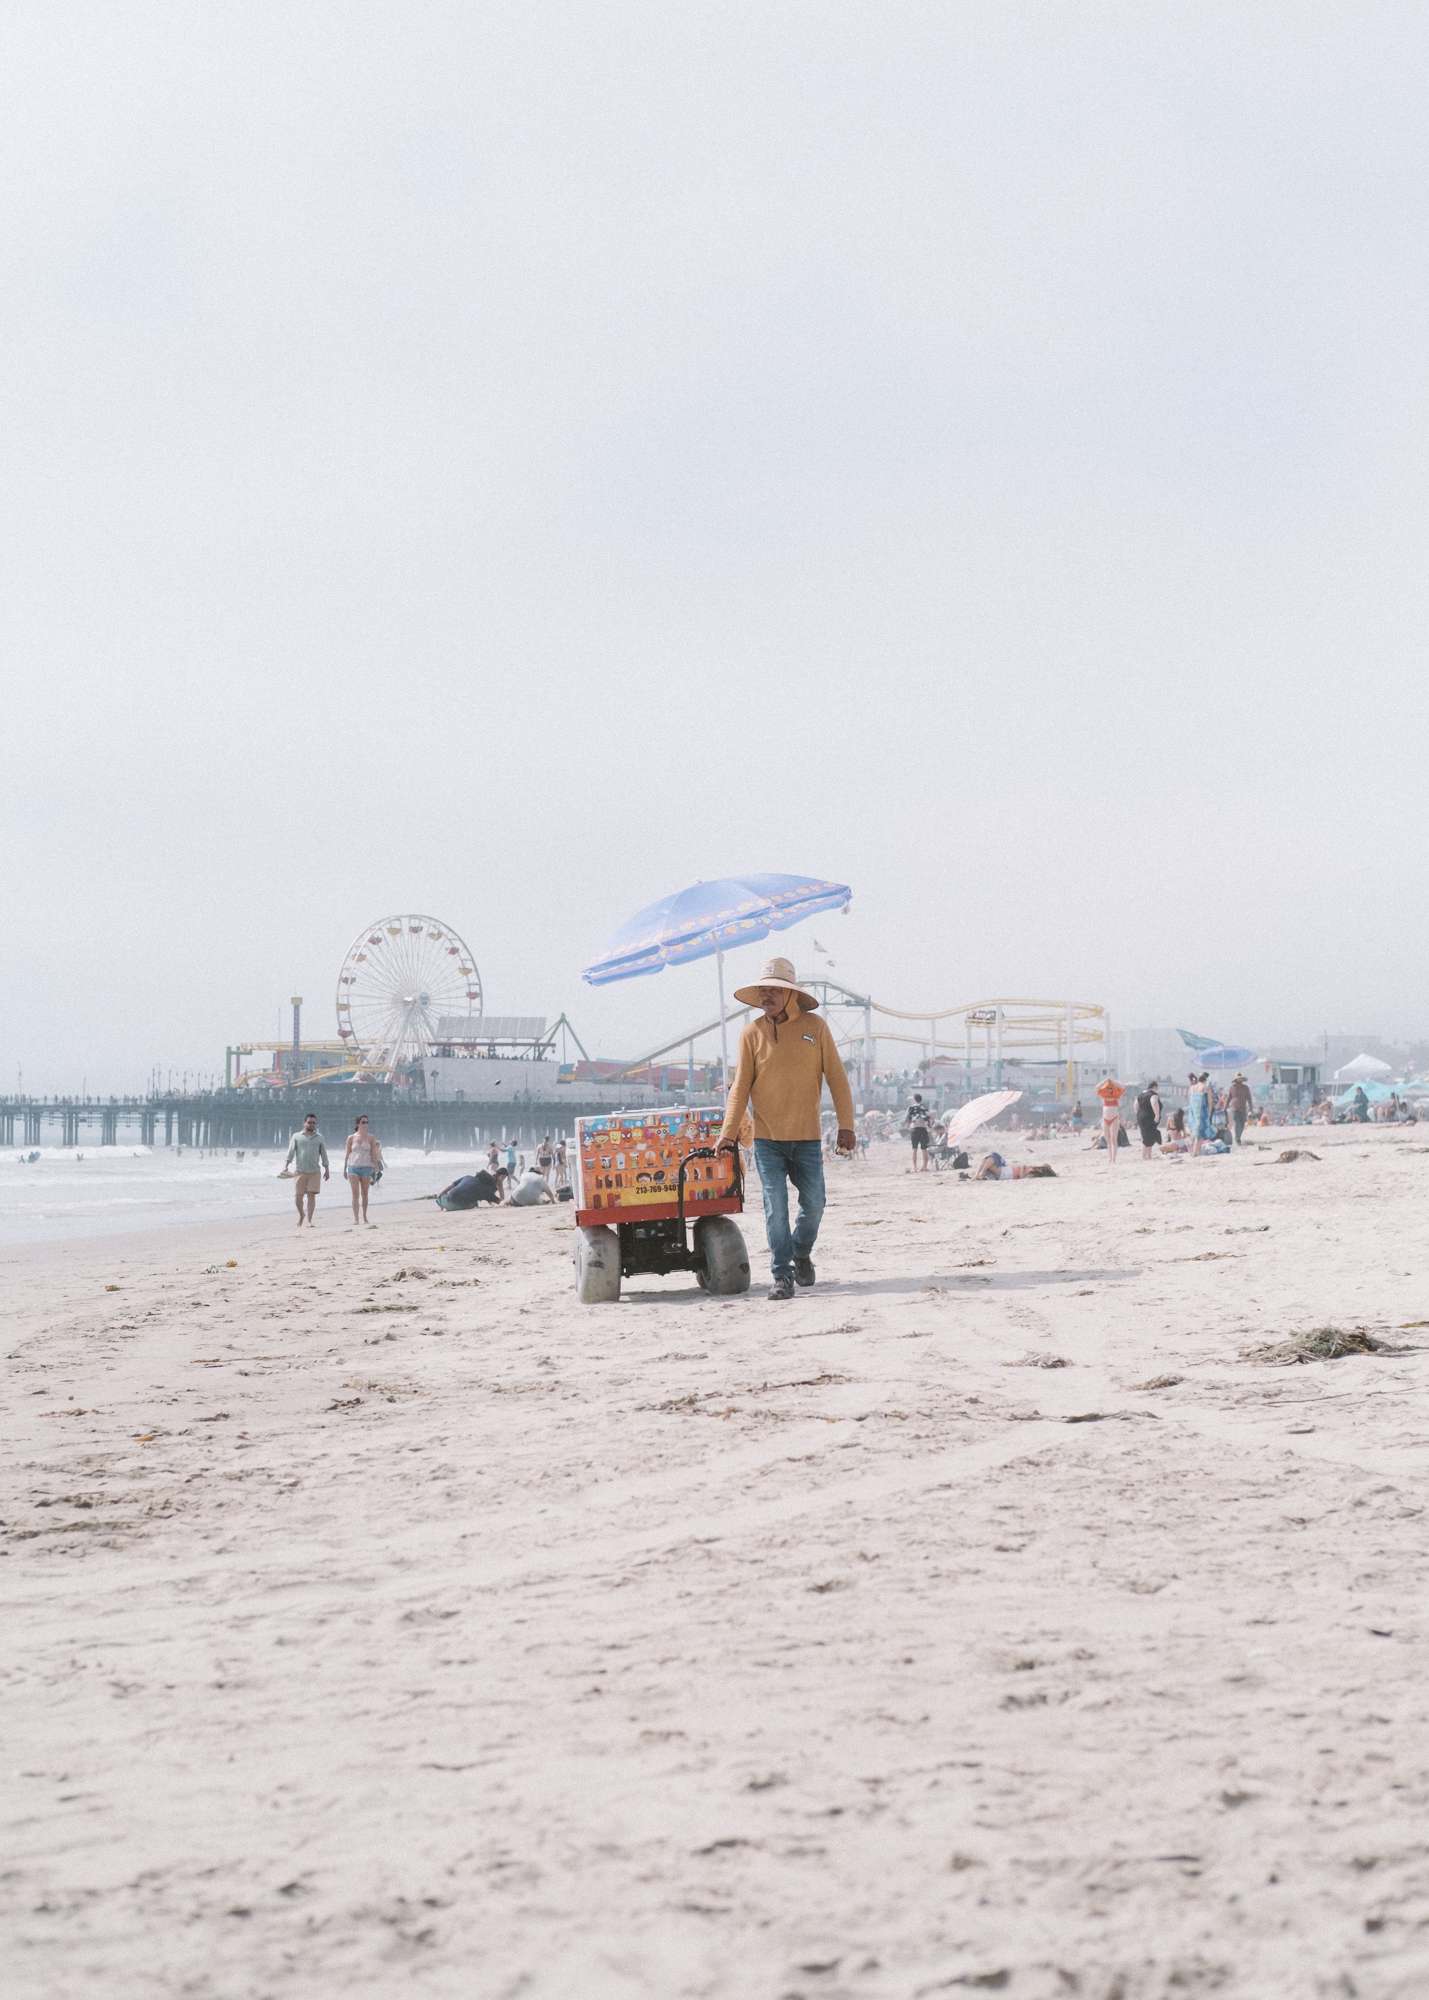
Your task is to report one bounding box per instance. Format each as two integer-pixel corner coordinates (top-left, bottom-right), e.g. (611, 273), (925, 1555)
(970, 1152), (1056, 1181)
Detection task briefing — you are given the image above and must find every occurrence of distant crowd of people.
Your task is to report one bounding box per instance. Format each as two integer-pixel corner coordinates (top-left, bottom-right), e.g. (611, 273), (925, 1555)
(1089, 1071), (1270, 1166)
(279, 1116), (575, 1225)
(432, 1136), (573, 1212)
(1311, 1086), (1417, 1125)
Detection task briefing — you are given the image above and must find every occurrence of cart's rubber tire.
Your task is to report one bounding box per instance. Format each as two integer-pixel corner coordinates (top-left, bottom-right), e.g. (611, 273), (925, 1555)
(574, 1224), (621, 1304)
(694, 1215), (750, 1296)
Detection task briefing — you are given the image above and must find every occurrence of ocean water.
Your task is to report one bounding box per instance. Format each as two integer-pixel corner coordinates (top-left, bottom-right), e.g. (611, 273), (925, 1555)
(0, 1145), (520, 1248)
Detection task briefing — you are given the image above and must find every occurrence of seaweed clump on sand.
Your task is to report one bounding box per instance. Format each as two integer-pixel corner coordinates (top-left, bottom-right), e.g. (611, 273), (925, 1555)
(1240, 1326), (1410, 1366)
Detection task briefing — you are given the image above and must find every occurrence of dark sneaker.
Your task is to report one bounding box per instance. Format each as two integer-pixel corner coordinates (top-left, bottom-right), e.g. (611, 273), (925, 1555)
(793, 1257), (816, 1288)
(767, 1275), (795, 1301)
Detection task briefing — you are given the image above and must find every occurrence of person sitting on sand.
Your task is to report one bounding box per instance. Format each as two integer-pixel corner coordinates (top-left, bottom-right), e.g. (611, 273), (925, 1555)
(1157, 1106), (1188, 1155)
(282, 1113), (329, 1228)
(343, 1114), (383, 1227)
(508, 1162), (556, 1207)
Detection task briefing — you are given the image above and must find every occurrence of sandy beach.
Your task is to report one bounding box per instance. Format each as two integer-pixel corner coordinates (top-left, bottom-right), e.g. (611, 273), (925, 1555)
(6, 1127), (1429, 1999)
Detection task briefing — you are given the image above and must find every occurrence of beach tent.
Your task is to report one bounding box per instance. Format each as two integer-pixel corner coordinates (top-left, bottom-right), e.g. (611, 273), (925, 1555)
(1333, 1079), (1394, 1108)
(1334, 1052), (1393, 1082)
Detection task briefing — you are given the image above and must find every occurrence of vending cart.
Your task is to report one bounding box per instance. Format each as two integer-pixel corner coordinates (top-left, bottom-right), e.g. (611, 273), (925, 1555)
(571, 1106), (750, 1303)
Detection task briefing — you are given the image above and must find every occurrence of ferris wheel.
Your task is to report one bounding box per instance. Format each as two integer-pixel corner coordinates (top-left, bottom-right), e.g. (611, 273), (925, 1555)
(335, 915), (482, 1076)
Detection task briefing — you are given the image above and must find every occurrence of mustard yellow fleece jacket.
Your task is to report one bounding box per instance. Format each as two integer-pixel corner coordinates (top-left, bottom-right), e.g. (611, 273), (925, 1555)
(718, 1001), (856, 1145)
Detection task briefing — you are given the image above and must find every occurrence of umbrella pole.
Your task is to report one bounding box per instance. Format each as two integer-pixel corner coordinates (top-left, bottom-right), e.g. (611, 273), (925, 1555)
(716, 948), (730, 1098)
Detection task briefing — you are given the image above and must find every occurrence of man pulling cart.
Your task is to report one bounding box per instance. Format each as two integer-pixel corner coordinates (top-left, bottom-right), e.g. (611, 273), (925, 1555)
(717, 956), (856, 1301)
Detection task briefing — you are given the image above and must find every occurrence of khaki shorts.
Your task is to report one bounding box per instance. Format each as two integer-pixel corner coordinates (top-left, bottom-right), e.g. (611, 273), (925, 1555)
(293, 1171), (322, 1196)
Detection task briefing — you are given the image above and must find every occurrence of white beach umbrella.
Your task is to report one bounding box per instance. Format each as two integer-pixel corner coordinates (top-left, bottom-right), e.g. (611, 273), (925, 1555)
(945, 1089), (1022, 1147)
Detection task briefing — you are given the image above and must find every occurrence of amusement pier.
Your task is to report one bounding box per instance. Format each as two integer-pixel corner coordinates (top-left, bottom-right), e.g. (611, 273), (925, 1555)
(8, 912), (1112, 1153)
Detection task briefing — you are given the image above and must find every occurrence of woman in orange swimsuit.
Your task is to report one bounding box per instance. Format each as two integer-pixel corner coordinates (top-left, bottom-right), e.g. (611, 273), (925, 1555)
(1095, 1073), (1125, 1168)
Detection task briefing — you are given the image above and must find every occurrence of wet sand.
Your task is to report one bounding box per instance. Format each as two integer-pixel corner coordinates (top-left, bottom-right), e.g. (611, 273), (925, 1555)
(6, 1127), (1429, 1998)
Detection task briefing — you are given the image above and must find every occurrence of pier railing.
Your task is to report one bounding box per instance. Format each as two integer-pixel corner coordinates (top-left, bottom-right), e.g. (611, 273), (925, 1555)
(0, 1088), (694, 1152)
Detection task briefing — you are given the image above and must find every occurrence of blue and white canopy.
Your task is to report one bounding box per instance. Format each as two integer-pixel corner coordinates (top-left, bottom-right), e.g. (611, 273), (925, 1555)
(582, 873), (851, 987)
(1179, 1030), (1259, 1067)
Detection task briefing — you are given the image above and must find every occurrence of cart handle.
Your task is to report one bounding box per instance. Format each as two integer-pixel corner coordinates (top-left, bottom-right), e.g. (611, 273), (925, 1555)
(676, 1144), (743, 1235)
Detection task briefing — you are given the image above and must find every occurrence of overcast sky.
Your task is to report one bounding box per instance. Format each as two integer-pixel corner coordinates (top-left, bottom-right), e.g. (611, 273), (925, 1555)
(4, 2), (1427, 1092)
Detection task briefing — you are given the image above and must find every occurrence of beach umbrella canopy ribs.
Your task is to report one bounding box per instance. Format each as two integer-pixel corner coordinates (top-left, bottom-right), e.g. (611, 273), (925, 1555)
(581, 873), (852, 1086)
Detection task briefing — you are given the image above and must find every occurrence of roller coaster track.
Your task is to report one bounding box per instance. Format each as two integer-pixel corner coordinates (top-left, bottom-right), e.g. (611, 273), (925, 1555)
(617, 979), (1106, 1078)
(842, 992), (1104, 1023)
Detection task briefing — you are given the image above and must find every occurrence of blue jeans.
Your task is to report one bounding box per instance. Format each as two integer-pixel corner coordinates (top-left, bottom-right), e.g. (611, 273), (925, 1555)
(754, 1139), (826, 1281)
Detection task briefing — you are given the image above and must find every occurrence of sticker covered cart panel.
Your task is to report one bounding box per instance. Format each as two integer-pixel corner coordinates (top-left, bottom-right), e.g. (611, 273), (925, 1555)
(573, 1106), (740, 1225)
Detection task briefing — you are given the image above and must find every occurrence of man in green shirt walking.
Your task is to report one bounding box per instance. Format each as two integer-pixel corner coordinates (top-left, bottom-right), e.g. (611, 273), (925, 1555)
(283, 1113), (330, 1226)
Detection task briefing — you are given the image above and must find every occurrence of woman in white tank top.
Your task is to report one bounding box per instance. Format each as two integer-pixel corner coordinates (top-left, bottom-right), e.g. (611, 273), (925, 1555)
(344, 1115), (383, 1226)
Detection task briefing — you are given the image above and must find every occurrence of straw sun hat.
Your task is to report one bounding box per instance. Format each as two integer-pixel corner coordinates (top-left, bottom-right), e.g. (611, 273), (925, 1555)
(732, 955), (819, 1011)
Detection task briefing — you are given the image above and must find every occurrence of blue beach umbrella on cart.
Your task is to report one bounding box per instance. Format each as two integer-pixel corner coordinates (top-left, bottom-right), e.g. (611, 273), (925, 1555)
(582, 872), (852, 1089)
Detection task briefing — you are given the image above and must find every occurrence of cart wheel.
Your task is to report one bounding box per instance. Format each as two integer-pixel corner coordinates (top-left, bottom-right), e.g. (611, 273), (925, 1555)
(694, 1215), (750, 1296)
(574, 1225), (621, 1304)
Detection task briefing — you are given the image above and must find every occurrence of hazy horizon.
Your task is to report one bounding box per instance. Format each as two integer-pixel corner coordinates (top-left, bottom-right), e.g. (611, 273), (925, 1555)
(6, 3), (1428, 1095)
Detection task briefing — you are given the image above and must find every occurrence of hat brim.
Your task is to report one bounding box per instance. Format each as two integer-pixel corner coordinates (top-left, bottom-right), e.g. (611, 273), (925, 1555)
(733, 979), (819, 1011)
